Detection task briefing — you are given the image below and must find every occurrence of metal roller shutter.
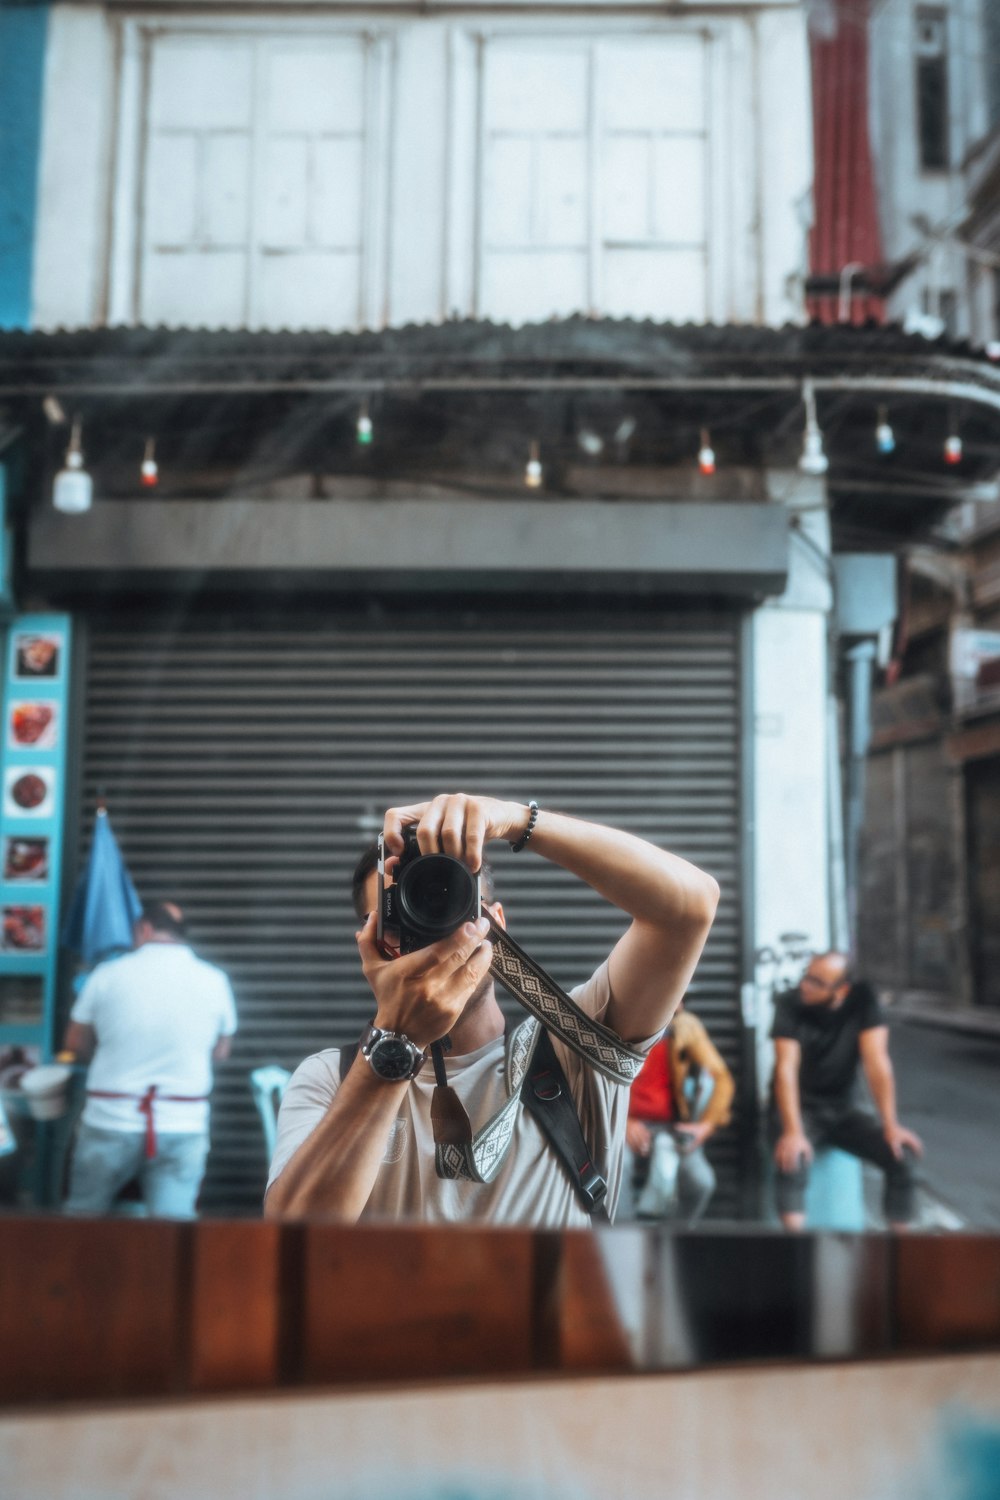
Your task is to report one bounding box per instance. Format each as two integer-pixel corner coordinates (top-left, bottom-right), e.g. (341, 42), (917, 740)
(75, 604), (746, 1216)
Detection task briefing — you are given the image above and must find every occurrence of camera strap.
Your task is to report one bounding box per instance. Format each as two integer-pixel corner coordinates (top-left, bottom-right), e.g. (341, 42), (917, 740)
(431, 1017), (608, 1217)
(432, 920), (643, 1193)
(483, 914), (647, 1085)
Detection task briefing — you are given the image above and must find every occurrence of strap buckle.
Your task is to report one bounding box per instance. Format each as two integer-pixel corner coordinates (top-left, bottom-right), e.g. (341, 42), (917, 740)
(578, 1163), (608, 1211)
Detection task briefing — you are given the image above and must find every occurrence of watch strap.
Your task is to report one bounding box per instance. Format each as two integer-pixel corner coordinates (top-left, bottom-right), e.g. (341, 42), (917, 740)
(360, 1024), (426, 1080)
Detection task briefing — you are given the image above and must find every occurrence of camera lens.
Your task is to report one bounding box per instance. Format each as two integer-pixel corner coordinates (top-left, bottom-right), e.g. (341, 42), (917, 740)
(396, 854), (478, 938)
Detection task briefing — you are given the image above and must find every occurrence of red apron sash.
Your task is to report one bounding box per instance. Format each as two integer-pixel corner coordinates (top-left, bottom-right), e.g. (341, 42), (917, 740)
(86, 1085), (209, 1158)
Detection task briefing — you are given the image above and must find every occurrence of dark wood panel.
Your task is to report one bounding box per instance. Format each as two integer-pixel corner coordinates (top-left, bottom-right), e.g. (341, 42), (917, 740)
(297, 1224), (538, 1384)
(0, 1217), (184, 1403)
(188, 1220), (282, 1393)
(895, 1237), (1000, 1349)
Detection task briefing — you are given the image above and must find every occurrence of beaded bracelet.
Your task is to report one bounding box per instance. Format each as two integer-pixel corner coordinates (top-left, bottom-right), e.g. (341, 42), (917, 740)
(510, 800), (539, 853)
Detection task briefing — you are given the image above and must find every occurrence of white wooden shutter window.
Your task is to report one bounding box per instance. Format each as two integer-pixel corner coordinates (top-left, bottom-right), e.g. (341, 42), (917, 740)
(139, 32), (379, 330)
(599, 39), (708, 321)
(478, 35), (709, 324)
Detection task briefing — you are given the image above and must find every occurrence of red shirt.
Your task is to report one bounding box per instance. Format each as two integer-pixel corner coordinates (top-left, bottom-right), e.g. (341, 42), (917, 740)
(628, 1037), (674, 1123)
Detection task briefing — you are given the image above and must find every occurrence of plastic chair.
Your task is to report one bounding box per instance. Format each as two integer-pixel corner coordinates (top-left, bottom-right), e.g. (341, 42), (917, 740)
(249, 1065), (292, 1161)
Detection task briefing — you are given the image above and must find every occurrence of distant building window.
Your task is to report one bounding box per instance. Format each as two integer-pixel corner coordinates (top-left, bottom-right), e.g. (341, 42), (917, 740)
(987, 0), (1000, 128)
(915, 8), (949, 170)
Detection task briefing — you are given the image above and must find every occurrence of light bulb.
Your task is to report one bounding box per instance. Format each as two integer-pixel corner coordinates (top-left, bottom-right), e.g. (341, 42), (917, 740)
(525, 441), (543, 488)
(798, 381), (829, 476)
(53, 417), (93, 514)
(799, 426), (829, 476)
(697, 428), (716, 476)
(875, 407), (895, 455)
(141, 437), (159, 488)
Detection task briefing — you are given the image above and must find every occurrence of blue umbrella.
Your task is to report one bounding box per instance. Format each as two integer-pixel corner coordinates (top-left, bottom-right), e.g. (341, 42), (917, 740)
(62, 806), (143, 966)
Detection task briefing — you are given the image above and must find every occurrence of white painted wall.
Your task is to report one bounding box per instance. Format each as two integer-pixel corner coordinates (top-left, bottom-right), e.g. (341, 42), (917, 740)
(32, 3), (813, 331)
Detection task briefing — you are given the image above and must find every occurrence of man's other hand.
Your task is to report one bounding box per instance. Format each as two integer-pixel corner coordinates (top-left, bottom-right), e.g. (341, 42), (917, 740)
(383, 793), (529, 872)
(356, 912), (493, 1050)
(675, 1121), (713, 1153)
(626, 1119), (652, 1156)
(884, 1122), (923, 1160)
(775, 1130), (814, 1173)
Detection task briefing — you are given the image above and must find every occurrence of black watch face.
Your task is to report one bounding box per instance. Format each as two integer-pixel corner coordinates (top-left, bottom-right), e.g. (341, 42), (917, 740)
(370, 1037), (418, 1081)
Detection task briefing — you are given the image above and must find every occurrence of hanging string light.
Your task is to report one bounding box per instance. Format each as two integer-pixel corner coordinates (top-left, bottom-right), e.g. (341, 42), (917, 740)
(798, 380), (829, 476)
(356, 399), (373, 446)
(875, 405), (895, 455)
(140, 437), (159, 488)
(697, 428), (716, 476)
(53, 416), (93, 515)
(524, 440), (543, 489)
(42, 394), (67, 427)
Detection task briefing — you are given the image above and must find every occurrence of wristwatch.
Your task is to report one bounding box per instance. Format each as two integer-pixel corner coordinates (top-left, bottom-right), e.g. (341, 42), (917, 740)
(360, 1024), (427, 1082)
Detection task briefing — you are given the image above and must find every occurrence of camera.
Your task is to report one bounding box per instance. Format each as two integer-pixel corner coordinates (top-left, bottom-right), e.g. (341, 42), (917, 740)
(377, 826), (482, 956)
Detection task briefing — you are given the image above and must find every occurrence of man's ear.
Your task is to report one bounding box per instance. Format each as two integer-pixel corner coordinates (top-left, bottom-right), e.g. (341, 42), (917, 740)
(485, 899), (506, 931)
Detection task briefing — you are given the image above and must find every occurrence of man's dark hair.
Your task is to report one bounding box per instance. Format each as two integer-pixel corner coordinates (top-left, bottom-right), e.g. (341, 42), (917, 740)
(142, 900), (188, 939)
(351, 842), (495, 920)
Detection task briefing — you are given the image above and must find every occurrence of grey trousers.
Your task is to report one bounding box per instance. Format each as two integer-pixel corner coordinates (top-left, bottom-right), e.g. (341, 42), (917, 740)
(619, 1125), (717, 1224)
(64, 1124), (209, 1219)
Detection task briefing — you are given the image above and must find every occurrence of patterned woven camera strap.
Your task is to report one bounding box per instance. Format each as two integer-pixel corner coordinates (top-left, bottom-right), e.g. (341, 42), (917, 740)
(433, 915), (646, 1185)
(484, 915), (646, 1084)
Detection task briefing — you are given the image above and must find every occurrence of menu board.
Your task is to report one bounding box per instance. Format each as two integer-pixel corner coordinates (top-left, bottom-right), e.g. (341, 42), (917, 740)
(0, 616), (71, 1052)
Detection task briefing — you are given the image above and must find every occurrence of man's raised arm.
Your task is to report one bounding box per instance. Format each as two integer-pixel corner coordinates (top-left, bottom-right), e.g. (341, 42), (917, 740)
(384, 794), (720, 1043)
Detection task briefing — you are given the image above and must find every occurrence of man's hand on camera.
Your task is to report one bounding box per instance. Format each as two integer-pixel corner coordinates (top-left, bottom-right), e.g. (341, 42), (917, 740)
(355, 911), (494, 1050)
(383, 793), (529, 872)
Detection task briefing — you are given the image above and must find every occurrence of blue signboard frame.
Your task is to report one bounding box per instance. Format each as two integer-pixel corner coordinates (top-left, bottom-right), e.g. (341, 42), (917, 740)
(0, 613), (72, 1057)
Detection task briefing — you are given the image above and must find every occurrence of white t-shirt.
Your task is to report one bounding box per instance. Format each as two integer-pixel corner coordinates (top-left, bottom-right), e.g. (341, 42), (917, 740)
(267, 961), (652, 1229)
(71, 943), (237, 1135)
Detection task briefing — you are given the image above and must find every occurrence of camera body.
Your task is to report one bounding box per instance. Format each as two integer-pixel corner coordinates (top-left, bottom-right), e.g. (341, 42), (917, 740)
(377, 827), (482, 956)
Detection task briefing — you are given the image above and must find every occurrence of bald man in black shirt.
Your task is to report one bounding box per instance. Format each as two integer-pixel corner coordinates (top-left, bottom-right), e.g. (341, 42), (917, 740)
(771, 951), (922, 1230)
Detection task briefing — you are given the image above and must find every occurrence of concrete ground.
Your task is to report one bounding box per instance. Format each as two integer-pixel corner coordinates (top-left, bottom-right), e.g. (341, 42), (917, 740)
(882, 1017), (1000, 1229)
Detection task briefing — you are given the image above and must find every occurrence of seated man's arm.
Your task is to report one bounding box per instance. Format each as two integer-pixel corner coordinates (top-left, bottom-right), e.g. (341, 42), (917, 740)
(858, 1025), (923, 1159)
(264, 915), (494, 1221)
(384, 796), (720, 1044)
(773, 1038), (813, 1171)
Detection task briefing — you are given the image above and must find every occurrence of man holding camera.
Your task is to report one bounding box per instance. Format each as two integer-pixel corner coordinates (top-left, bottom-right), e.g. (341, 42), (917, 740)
(265, 793), (719, 1227)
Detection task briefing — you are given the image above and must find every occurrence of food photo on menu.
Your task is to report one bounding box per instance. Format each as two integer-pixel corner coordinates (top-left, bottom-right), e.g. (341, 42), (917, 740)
(3, 768), (55, 819)
(13, 634), (61, 679)
(2, 837), (49, 883)
(0, 905), (46, 954)
(8, 702), (58, 750)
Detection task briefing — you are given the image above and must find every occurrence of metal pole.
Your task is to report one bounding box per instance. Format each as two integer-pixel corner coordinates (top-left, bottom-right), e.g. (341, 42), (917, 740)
(845, 641), (877, 954)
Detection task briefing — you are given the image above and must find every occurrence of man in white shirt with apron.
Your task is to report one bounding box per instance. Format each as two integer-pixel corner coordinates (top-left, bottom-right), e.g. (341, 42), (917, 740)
(63, 901), (237, 1218)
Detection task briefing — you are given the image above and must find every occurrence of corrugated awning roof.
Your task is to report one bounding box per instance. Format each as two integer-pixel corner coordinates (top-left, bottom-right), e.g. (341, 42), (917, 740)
(0, 317), (999, 410)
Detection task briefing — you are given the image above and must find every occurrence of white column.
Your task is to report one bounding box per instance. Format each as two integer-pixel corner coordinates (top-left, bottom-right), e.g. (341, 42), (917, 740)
(750, 471), (836, 1097)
